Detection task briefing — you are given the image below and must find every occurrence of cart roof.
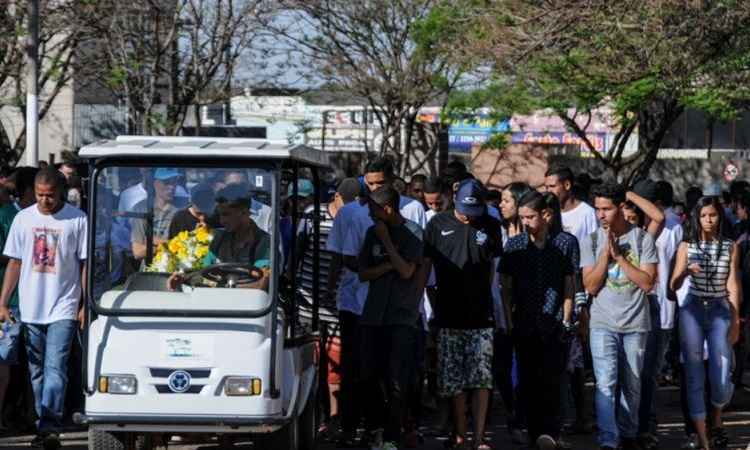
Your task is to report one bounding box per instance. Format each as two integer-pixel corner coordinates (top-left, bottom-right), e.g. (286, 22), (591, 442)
(78, 136), (329, 167)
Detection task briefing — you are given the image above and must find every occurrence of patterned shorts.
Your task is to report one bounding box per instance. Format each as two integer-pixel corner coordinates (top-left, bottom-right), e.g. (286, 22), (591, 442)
(437, 328), (494, 397)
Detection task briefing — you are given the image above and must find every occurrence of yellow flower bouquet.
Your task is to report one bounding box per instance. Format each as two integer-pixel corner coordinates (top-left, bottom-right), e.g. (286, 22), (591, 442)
(147, 226), (214, 273)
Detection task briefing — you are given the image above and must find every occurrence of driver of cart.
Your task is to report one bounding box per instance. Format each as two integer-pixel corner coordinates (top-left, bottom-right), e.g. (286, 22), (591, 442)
(212, 170), (273, 233)
(130, 168), (181, 260)
(167, 182), (272, 290)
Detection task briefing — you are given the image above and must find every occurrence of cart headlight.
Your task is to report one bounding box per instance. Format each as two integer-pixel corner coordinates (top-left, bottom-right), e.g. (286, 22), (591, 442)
(224, 377), (262, 396)
(99, 375), (137, 395)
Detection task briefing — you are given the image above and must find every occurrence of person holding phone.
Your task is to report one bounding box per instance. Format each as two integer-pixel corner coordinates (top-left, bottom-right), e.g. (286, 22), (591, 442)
(670, 196), (741, 450)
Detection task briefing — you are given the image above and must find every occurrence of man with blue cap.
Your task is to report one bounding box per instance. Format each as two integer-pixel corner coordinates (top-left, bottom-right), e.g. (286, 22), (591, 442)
(422, 178), (503, 450)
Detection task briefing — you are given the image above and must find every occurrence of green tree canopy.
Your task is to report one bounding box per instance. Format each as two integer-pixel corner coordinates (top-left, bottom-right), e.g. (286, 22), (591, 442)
(422, 0), (750, 183)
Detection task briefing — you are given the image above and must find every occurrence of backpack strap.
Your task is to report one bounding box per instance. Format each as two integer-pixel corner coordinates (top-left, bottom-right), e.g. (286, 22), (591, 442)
(636, 227), (645, 259)
(590, 229), (599, 256)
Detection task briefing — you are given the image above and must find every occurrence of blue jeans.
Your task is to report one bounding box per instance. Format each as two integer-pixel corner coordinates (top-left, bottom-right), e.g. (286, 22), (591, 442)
(638, 295), (672, 434)
(679, 295), (734, 421)
(590, 328), (647, 448)
(25, 320), (76, 433)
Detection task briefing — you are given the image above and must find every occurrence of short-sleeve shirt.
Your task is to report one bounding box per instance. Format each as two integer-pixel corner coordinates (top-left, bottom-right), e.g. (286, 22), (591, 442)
(562, 202), (598, 245)
(424, 211), (502, 329)
(327, 197), (427, 316)
(250, 199), (273, 233)
(501, 231), (578, 337)
(326, 201), (369, 315)
(399, 196), (427, 228)
(654, 224), (682, 329)
(131, 200), (178, 244)
(4, 204), (87, 324)
(580, 226), (658, 333)
(358, 220), (423, 327)
(208, 226), (271, 267)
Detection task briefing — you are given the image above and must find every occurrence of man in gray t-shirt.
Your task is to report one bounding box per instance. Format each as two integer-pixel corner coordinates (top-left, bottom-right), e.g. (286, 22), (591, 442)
(580, 182), (657, 450)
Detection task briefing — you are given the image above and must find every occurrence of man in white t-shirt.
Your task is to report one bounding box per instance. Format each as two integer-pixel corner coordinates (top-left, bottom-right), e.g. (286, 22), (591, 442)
(546, 166), (598, 244)
(0, 169), (87, 446)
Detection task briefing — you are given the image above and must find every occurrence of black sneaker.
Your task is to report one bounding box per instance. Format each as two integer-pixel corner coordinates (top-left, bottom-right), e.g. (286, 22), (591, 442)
(43, 434), (61, 450)
(336, 431), (358, 448)
(638, 432), (659, 450)
(30, 434), (47, 449)
(681, 434), (701, 449)
(711, 427), (729, 449)
(621, 437), (643, 450)
(31, 433), (59, 450)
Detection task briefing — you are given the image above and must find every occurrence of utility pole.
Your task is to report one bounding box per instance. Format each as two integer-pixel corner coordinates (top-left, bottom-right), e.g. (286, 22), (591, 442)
(25, 0), (39, 167)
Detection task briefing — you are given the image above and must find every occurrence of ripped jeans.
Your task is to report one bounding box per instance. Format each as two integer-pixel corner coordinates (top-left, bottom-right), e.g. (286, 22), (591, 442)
(679, 295), (735, 421)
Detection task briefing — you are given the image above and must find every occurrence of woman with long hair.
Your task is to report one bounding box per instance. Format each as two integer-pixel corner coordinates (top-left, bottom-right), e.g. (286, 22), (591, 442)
(670, 196), (741, 450)
(495, 182), (532, 445)
(500, 182), (532, 239)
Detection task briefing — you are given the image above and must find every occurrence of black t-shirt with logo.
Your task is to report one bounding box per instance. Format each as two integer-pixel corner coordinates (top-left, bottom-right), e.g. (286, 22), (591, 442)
(424, 210), (503, 329)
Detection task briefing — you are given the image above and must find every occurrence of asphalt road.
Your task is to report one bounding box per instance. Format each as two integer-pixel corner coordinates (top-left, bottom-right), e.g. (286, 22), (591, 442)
(3, 384), (750, 449)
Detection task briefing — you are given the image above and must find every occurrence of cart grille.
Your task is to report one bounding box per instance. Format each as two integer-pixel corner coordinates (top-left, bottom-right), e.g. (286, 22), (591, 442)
(149, 368), (211, 378)
(154, 384), (205, 394)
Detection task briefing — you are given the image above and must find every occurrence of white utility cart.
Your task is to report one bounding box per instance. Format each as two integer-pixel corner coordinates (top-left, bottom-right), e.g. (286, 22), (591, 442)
(73, 136), (328, 450)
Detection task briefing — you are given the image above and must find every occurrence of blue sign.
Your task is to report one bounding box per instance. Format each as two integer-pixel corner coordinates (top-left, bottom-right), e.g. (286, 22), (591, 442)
(448, 117), (510, 152)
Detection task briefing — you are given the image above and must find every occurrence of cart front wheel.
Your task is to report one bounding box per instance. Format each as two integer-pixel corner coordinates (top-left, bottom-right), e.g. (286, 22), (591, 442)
(259, 416), (299, 450)
(88, 429), (126, 450)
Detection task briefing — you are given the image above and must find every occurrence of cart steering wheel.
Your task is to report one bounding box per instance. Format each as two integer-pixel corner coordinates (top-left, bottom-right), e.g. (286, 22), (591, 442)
(194, 263), (264, 288)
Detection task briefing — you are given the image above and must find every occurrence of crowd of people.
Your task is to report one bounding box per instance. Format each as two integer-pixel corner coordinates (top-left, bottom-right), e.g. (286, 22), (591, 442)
(311, 159), (750, 450)
(0, 157), (747, 450)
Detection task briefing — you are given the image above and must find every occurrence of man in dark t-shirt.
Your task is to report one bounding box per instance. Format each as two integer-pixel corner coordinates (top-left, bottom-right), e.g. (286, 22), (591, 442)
(358, 185), (423, 448)
(423, 179), (502, 449)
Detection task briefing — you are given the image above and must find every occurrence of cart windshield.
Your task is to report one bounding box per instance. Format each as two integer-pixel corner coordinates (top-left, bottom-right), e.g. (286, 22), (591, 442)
(91, 164), (277, 311)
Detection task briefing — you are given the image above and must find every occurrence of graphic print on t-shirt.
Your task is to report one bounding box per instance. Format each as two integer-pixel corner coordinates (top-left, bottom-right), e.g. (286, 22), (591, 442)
(606, 245), (639, 293)
(32, 227), (60, 274)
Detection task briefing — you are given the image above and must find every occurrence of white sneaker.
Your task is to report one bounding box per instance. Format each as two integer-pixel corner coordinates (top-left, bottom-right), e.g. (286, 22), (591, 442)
(536, 434), (557, 450)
